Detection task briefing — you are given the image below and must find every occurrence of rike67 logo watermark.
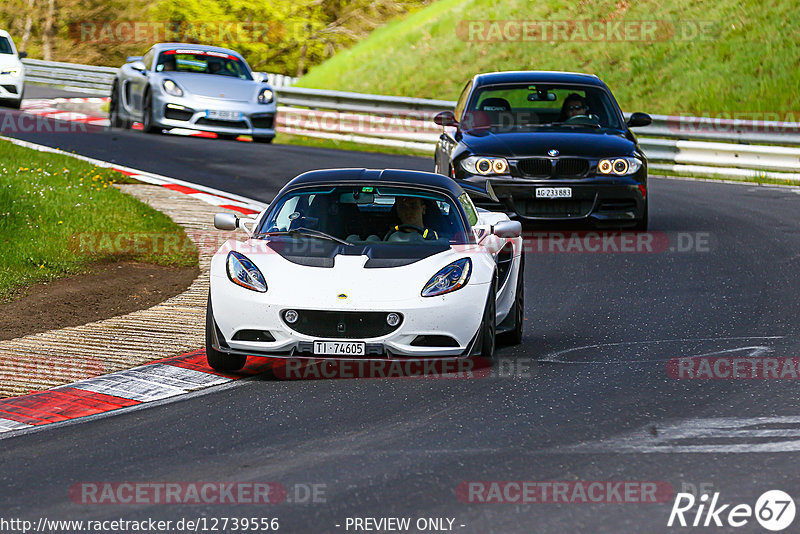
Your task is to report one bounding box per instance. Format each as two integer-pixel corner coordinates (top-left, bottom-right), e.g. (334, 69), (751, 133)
(668, 490), (796, 530)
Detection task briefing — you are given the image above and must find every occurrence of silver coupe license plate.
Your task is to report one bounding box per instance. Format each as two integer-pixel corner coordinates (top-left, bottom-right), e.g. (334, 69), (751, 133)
(536, 187), (572, 199)
(313, 341), (366, 356)
(205, 110), (242, 121)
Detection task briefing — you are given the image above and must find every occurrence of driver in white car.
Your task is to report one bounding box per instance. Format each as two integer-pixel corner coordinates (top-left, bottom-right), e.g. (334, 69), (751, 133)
(391, 196), (439, 240)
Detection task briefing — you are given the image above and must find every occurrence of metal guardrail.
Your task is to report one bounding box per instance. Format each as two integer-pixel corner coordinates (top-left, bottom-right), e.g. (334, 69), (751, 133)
(20, 59), (800, 182)
(22, 58), (297, 94)
(23, 58), (118, 94)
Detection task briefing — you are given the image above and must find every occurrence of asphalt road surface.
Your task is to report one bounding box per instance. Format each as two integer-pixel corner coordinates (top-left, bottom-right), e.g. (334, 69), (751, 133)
(2, 95), (800, 533)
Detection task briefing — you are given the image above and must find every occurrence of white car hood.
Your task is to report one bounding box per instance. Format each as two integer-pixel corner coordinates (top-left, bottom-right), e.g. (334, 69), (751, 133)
(0, 54), (21, 69)
(213, 239), (493, 306)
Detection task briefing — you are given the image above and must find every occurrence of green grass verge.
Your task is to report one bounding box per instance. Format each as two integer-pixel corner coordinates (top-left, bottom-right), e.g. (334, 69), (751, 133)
(274, 132), (433, 158)
(299, 0), (800, 116)
(0, 140), (198, 301)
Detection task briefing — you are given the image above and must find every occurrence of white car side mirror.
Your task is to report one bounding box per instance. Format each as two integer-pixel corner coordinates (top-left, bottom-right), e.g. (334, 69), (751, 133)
(214, 213), (239, 231)
(492, 220), (522, 238)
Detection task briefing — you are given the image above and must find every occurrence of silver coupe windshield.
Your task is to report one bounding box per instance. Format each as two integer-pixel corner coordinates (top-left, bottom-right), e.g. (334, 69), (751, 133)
(258, 186), (471, 245)
(155, 50), (252, 80)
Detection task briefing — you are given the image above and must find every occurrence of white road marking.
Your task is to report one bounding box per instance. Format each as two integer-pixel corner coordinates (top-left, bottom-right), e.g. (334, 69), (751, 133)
(66, 364), (230, 402)
(541, 336), (784, 364)
(556, 416), (800, 454)
(0, 418), (33, 432)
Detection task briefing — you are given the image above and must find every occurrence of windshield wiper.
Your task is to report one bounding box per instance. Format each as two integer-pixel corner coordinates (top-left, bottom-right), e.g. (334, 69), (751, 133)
(254, 227), (351, 245)
(544, 121), (601, 129)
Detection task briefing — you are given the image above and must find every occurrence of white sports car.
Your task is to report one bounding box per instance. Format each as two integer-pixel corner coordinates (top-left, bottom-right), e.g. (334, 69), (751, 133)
(207, 168), (524, 371)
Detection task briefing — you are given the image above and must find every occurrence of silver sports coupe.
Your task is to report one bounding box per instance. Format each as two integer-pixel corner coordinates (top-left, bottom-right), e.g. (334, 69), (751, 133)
(109, 42), (276, 143)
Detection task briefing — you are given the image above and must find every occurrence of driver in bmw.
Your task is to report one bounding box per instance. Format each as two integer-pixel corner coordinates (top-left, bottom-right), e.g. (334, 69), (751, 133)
(390, 196), (439, 240)
(560, 93), (588, 120)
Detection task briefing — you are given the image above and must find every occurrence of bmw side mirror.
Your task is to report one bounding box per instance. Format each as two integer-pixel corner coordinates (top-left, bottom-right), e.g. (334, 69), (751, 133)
(18, 51), (27, 59)
(492, 220), (522, 239)
(627, 112), (652, 128)
(129, 60), (146, 73)
(434, 111), (458, 127)
(214, 213), (239, 231)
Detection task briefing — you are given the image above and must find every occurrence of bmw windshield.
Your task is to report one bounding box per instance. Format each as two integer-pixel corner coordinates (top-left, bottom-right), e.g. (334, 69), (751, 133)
(257, 186), (471, 246)
(464, 84), (624, 131)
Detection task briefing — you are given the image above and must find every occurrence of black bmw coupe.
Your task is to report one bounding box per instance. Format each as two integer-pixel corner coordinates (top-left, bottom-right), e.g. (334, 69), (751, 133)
(433, 71), (652, 230)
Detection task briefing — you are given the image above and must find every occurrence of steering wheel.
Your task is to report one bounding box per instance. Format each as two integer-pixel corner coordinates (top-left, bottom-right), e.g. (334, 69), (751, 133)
(384, 224), (426, 241)
(564, 114), (600, 125)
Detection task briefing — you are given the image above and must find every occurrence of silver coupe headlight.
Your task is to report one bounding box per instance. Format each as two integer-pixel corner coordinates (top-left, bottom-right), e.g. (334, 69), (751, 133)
(162, 79), (184, 97)
(226, 251), (267, 292)
(258, 88), (274, 104)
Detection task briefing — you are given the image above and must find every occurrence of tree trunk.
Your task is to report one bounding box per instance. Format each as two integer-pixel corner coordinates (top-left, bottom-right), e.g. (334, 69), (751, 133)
(20, 0), (35, 53)
(296, 43), (308, 78)
(42, 0), (55, 61)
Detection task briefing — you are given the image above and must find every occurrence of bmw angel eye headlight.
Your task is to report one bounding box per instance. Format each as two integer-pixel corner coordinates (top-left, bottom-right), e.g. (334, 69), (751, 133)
(162, 79), (184, 97)
(226, 251), (267, 292)
(460, 156), (510, 176)
(597, 157), (642, 175)
(258, 88), (274, 104)
(422, 258), (472, 297)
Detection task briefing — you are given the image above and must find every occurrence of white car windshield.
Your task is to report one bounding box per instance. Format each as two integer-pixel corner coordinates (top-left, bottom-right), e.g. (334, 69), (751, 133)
(258, 186), (471, 245)
(0, 37), (13, 55)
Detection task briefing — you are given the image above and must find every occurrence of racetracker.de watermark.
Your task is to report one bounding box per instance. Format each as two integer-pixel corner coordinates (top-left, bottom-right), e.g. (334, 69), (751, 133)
(0, 111), (102, 134)
(667, 357), (800, 379)
(69, 482), (327, 505)
(521, 231), (711, 254)
(456, 20), (720, 42)
(273, 358), (491, 380)
(69, 21), (284, 44)
(665, 112), (800, 136)
(456, 481), (674, 504)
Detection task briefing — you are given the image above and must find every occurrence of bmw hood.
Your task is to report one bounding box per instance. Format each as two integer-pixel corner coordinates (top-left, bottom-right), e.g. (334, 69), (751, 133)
(461, 130), (636, 158)
(161, 72), (257, 101)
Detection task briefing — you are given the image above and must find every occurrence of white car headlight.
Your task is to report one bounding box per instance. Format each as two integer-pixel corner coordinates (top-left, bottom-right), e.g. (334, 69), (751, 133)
(1, 67), (21, 78)
(597, 157), (642, 175)
(162, 79), (184, 97)
(226, 251), (267, 292)
(460, 156), (509, 176)
(422, 258), (472, 297)
(258, 88), (274, 104)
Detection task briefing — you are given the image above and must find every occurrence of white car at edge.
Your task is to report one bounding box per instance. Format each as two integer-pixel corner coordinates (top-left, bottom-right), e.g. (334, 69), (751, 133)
(0, 29), (25, 109)
(207, 168), (524, 371)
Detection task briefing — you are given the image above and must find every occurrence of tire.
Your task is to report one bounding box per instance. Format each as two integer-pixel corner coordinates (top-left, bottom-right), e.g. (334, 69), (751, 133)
(253, 136), (273, 144)
(0, 97), (20, 109)
(479, 285), (496, 360)
(205, 294), (246, 372)
(109, 83), (129, 129)
(633, 201), (649, 231)
(498, 257), (524, 346)
(141, 90), (161, 134)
